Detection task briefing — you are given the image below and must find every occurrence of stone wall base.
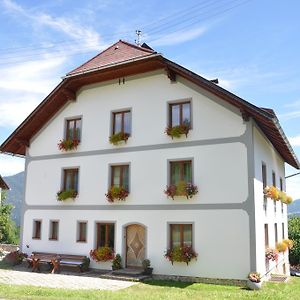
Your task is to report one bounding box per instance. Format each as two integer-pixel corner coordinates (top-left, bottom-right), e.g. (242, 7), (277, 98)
(0, 244), (19, 252)
(151, 274), (247, 287)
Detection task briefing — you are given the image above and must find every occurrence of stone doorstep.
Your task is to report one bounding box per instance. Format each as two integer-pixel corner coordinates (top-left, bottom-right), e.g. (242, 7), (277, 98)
(102, 268), (151, 282)
(269, 274), (289, 283)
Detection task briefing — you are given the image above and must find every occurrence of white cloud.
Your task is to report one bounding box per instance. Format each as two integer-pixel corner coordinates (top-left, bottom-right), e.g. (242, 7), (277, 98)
(0, 154), (24, 176)
(288, 135), (300, 147)
(150, 26), (207, 47)
(279, 110), (300, 121)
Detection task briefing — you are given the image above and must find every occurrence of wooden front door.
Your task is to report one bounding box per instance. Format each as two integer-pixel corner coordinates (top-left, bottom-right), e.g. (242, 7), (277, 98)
(126, 224), (145, 267)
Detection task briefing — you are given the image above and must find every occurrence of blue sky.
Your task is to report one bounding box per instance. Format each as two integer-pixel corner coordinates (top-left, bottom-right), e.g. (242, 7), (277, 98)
(0, 0), (299, 197)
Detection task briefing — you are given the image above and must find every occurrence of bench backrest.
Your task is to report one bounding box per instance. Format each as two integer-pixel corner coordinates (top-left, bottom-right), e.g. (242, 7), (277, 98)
(59, 254), (86, 261)
(32, 251), (58, 257)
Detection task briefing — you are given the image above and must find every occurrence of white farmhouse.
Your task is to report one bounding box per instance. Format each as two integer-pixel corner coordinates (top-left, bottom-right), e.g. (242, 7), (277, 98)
(1, 40), (299, 282)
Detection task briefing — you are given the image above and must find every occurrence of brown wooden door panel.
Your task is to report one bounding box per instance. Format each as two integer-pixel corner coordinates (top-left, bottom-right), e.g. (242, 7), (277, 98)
(126, 224), (145, 267)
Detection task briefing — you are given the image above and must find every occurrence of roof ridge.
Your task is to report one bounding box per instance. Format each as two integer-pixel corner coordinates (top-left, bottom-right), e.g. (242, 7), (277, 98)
(119, 39), (155, 53)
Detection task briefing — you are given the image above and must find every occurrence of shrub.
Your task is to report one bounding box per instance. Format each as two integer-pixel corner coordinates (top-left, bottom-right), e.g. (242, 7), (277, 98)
(90, 247), (114, 262)
(288, 217), (300, 265)
(56, 189), (78, 201)
(142, 259), (151, 270)
(109, 132), (130, 145)
(4, 250), (27, 266)
(105, 186), (129, 202)
(248, 272), (261, 283)
(112, 254), (122, 270)
(164, 246), (197, 265)
(58, 139), (79, 151)
(165, 122), (190, 139)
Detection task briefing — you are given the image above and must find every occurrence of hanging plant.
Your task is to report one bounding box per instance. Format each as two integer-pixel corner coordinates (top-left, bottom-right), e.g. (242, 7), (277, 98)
(263, 186), (293, 205)
(265, 247), (278, 261)
(164, 246), (197, 265)
(58, 139), (79, 151)
(165, 122), (190, 139)
(109, 132), (130, 145)
(90, 247), (114, 262)
(164, 181), (198, 199)
(105, 186), (129, 202)
(57, 189), (78, 201)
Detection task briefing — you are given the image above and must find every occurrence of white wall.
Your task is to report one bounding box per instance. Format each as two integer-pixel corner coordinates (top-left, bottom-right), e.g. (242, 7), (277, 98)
(28, 71), (245, 157)
(23, 208), (250, 279)
(23, 69), (253, 280)
(253, 125), (289, 276)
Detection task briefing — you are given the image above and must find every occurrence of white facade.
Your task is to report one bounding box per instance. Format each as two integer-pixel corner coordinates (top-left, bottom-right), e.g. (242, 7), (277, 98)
(21, 70), (288, 280)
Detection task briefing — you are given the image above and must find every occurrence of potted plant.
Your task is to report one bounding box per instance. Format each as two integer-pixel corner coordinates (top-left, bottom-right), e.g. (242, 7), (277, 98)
(142, 259), (153, 275)
(105, 186), (129, 202)
(109, 132), (130, 145)
(90, 247), (114, 262)
(56, 189), (78, 201)
(58, 139), (80, 151)
(112, 254), (122, 270)
(4, 250), (28, 266)
(265, 248), (278, 261)
(282, 239), (293, 249)
(164, 181), (198, 199)
(276, 242), (288, 252)
(165, 121), (190, 139)
(247, 272), (262, 290)
(164, 245), (198, 265)
(263, 186), (279, 200)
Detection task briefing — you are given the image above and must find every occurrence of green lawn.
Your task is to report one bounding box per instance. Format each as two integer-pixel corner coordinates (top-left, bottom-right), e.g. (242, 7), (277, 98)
(0, 277), (300, 300)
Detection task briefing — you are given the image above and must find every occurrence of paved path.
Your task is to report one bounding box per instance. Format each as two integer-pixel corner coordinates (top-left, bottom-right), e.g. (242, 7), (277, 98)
(0, 269), (137, 291)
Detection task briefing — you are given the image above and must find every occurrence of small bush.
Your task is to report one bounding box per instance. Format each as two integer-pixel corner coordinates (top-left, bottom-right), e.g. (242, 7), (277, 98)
(112, 254), (122, 270)
(4, 250), (27, 266)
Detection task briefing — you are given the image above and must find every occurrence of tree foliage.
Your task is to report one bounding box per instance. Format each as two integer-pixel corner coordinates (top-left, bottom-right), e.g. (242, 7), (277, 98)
(288, 216), (300, 265)
(0, 191), (19, 245)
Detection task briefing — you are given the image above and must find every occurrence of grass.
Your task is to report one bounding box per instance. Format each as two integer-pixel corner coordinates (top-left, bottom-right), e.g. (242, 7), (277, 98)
(0, 277), (300, 300)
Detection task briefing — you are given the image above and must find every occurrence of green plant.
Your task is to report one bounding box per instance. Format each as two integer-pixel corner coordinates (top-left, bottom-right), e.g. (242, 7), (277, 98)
(105, 186), (129, 202)
(112, 254), (122, 270)
(248, 272), (261, 283)
(109, 132), (130, 145)
(164, 246), (197, 265)
(165, 122), (190, 139)
(142, 259), (151, 270)
(56, 189), (78, 201)
(90, 247), (114, 262)
(57, 139), (79, 151)
(288, 217), (300, 265)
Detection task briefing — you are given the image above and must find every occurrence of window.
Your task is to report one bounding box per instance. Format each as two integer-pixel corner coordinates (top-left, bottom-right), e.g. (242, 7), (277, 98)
(169, 101), (191, 127)
(274, 223), (278, 244)
(63, 168), (79, 192)
(262, 163), (267, 212)
(110, 165), (129, 190)
(77, 221), (87, 242)
(66, 118), (81, 141)
(32, 220), (41, 239)
(112, 110), (131, 135)
(280, 177), (283, 191)
(272, 171), (276, 213)
(96, 223), (115, 249)
(264, 224), (269, 247)
(170, 160), (192, 185)
(170, 224), (192, 248)
(49, 221), (59, 240)
(282, 223), (285, 239)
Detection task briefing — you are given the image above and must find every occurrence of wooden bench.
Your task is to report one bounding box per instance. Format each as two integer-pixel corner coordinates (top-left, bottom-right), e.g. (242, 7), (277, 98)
(58, 254), (90, 272)
(27, 252), (60, 273)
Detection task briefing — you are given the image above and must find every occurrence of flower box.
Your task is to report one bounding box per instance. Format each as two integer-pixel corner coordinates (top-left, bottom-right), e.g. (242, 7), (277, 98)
(282, 239), (293, 249)
(56, 189), (78, 201)
(58, 139), (79, 151)
(164, 181), (198, 199)
(165, 123), (190, 139)
(263, 186), (293, 205)
(105, 186), (129, 202)
(276, 242), (288, 252)
(90, 247), (114, 262)
(164, 246), (197, 265)
(109, 132), (130, 145)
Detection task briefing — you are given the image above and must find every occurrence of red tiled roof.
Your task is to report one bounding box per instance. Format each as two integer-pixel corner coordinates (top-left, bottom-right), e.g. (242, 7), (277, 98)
(67, 40), (156, 76)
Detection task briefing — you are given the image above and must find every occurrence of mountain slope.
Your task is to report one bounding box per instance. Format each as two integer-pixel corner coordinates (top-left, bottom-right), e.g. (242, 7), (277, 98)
(288, 199), (300, 216)
(3, 172), (24, 226)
